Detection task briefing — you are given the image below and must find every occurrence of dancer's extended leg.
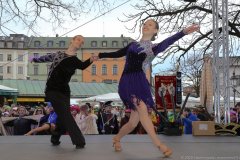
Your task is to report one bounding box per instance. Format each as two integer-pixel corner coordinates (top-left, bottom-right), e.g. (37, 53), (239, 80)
(136, 100), (172, 157)
(113, 110), (139, 151)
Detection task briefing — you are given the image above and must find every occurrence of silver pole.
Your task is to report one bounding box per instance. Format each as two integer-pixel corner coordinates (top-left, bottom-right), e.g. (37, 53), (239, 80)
(212, 0), (230, 124)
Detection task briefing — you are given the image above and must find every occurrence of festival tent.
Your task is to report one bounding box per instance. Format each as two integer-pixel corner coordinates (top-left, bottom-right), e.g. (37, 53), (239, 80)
(79, 92), (121, 102)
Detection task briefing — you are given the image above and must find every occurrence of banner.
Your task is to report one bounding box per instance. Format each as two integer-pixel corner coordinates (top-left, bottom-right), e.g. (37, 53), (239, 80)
(155, 74), (182, 109)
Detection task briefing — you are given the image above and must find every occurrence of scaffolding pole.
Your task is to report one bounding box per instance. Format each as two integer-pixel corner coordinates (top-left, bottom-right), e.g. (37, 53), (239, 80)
(212, 0), (230, 124)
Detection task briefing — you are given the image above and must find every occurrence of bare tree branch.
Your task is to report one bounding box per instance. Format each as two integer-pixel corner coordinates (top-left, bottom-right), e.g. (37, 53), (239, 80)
(0, 0), (116, 35)
(122, 0), (240, 66)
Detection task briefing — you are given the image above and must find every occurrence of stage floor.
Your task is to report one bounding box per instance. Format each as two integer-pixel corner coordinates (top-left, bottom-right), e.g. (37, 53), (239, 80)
(0, 135), (239, 160)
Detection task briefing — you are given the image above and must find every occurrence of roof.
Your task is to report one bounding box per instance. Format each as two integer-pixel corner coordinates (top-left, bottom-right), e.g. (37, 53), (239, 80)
(28, 36), (133, 49)
(0, 79), (118, 98)
(0, 85), (18, 96)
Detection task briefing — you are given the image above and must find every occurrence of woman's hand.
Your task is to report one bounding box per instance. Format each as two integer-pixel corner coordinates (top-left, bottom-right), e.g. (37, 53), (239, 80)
(90, 55), (99, 62)
(183, 24), (200, 34)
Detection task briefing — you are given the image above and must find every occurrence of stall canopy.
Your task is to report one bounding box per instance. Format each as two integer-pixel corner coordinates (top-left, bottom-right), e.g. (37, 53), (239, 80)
(80, 93), (121, 102)
(0, 85), (18, 96)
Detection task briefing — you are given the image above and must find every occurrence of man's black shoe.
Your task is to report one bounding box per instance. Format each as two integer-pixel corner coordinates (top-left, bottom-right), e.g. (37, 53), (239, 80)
(75, 144), (85, 149)
(51, 140), (61, 146)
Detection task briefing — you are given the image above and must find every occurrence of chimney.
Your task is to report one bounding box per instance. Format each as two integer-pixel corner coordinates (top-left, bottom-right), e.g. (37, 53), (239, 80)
(56, 34), (59, 37)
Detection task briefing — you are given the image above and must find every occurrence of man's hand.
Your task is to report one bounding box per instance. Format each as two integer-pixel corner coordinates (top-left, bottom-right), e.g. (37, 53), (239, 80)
(29, 56), (34, 63)
(90, 55), (99, 62)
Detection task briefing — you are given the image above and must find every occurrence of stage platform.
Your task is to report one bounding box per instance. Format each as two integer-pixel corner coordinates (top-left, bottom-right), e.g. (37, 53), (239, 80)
(0, 135), (239, 160)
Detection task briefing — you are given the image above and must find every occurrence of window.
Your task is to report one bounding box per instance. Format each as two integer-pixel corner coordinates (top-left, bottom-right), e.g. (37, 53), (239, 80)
(0, 54), (3, 61)
(7, 66), (11, 74)
(102, 64), (107, 75)
(7, 42), (12, 48)
(33, 65), (39, 75)
(113, 80), (118, 83)
(92, 80), (96, 83)
(123, 41), (128, 47)
(102, 79), (112, 83)
(112, 64), (118, 75)
(0, 42), (4, 48)
(18, 66), (23, 74)
(34, 41), (41, 47)
(18, 54), (23, 62)
(0, 66), (3, 73)
(18, 42), (24, 48)
(59, 41), (65, 47)
(91, 41), (97, 47)
(7, 54), (12, 61)
(47, 41), (53, 47)
(102, 41), (107, 47)
(92, 64), (96, 75)
(112, 41), (118, 47)
(33, 53), (39, 57)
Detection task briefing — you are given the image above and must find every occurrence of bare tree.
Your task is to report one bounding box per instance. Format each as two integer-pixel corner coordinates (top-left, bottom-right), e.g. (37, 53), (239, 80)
(122, 0), (240, 63)
(166, 53), (203, 97)
(0, 0), (114, 36)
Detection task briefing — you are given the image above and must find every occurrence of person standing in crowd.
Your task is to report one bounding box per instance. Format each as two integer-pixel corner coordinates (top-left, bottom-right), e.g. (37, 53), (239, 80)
(5, 106), (38, 135)
(235, 102), (240, 124)
(83, 107), (99, 134)
(97, 101), (119, 134)
(31, 35), (97, 149)
(96, 19), (199, 157)
(181, 108), (199, 134)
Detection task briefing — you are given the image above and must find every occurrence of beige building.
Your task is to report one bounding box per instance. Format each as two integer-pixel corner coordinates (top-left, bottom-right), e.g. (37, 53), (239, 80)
(0, 34), (151, 83)
(0, 34), (29, 80)
(28, 35), (133, 82)
(27, 36), (84, 81)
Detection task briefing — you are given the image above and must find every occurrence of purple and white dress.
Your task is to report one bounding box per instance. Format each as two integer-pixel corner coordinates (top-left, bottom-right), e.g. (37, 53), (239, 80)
(99, 31), (186, 110)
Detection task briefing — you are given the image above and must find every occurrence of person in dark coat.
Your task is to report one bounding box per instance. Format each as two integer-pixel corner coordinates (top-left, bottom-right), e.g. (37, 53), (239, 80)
(97, 101), (119, 134)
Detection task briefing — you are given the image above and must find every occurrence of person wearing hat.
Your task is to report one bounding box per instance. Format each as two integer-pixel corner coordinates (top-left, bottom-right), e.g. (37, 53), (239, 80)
(70, 105), (80, 119)
(97, 101), (119, 134)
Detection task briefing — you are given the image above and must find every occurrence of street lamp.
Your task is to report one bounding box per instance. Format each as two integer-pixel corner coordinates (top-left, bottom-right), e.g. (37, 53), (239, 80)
(230, 72), (238, 106)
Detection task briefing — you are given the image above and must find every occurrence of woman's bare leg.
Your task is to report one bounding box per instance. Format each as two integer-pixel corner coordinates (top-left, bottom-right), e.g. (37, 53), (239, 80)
(136, 100), (172, 157)
(113, 110), (139, 151)
(116, 110), (139, 139)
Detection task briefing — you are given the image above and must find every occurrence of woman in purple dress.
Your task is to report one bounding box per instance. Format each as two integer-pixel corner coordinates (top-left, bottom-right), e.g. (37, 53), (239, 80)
(98, 19), (199, 157)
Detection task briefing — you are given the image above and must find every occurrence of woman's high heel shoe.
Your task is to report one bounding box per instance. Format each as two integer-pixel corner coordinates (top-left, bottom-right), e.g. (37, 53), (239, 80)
(112, 136), (122, 152)
(158, 145), (172, 157)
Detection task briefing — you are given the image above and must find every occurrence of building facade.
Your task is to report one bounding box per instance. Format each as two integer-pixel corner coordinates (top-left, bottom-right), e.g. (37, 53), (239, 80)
(0, 34), (152, 83)
(82, 37), (132, 83)
(27, 36), (85, 81)
(0, 34), (29, 80)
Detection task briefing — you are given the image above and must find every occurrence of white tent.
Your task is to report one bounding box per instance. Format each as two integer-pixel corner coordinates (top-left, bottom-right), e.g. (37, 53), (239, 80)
(79, 93), (121, 102)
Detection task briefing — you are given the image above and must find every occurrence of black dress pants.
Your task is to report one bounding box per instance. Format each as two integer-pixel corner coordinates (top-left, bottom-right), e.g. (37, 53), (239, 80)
(46, 91), (85, 146)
